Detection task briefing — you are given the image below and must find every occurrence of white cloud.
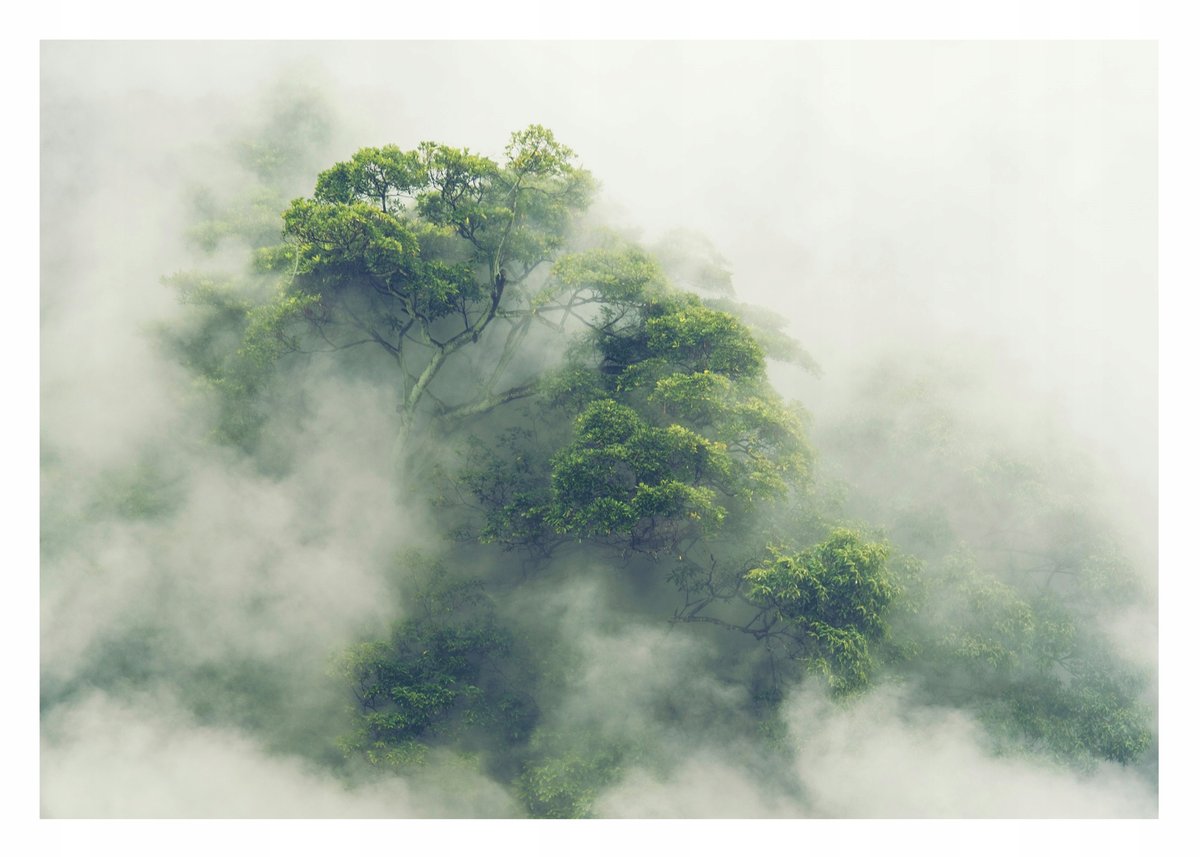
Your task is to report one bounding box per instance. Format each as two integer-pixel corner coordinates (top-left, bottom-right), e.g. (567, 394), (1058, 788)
(784, 684), (1157, 818)
(41, 690), (517, 817)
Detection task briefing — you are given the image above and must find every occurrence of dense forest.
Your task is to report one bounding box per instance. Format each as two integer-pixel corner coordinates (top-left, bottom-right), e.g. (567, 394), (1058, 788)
(40, 76), (1157, 818)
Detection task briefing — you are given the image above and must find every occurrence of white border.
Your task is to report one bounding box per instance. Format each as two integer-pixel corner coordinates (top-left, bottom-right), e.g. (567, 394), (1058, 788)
(11, 1), (1196, 854)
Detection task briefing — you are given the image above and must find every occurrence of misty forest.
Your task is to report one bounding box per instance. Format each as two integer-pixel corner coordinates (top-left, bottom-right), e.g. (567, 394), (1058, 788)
(40, 43), (1157, 818)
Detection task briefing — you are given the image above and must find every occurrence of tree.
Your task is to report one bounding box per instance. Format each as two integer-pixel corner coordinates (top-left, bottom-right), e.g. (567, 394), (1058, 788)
(162, 85), (338, 454)
(815, 361), (1155, 765)
(335, 573), (535, 768)
(461, 237), (814, 560)
(250, 125), (595, 426)
(164, 116), (1153, 816)
(741, 529), (899, 693)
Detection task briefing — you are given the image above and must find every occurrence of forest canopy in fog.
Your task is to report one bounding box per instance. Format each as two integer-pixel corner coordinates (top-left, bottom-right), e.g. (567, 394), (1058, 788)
(40, 42), (1157, 818)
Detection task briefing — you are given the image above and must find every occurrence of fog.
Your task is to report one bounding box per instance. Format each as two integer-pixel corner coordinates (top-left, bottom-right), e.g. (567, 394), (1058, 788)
(40, 41), (1157, 822)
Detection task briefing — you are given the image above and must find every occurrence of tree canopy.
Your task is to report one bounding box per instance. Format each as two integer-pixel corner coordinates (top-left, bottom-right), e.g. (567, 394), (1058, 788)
(252, 124), (595, 425)
(154, 112), (1155, 817)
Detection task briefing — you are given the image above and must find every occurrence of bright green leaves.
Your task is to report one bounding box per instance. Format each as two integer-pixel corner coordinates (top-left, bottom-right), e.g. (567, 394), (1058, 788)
(406, 127), (593, 270)
(745, 531), (895, 636)
(571, 398), (644, 447)
(466, 381), (781, 556)
(282, 196), (485, 321)
(745, 529), (898, 693)
(313, 145), (423, 210)
(548, 400), (728, 545)
(283, 199), (419, 281)
(550, 241), (669, 306)
(649, 371), (810, 500)
(463, 235), (814, 556)
(505, 124), (577, 179)
(568, 270), (801, 515)
(643, 297), (765, 377)
(496, 126), (595, 267)
(270, 126), (593, 419)
(412, 142), (503, 247)
(594, 293), (808, 511)
(204, 126), (596, 423)
(595, 293), (766, 387)
(308, 137), (534, 267)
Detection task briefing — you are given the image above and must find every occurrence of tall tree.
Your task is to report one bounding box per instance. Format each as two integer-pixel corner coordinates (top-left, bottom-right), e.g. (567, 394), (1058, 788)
(165, 118), (1153, 814)
(252, 125), (594, 425)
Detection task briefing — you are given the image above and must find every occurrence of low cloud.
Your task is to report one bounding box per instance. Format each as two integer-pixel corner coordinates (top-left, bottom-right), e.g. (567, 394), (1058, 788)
(784, 684), (1157, 818)
(41, 690), (517, 817)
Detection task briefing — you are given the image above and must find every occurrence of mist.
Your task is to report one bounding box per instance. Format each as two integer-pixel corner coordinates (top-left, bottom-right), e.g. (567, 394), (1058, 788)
(40, 41), (1157, 821)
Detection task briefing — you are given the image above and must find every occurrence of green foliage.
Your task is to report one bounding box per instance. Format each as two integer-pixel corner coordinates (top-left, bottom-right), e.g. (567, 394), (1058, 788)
(892, 552), (1153, 766)
(995, 668), (1153, 765)
(313, 145), (424, 209)
(649, 371), (810, 500)
(159, 113), (1155, 814)
(699, 297), (822, 375)
(819, 362), (1154, 765)
(463, 239), (811, 556)
(515, 732), (626, 818)
(549, 240), (669, 306)
(547, 400), (728, 545)
(265, 125), (595, 421)
(169, 122), (599, 464)
(746, 529), (898, 693)
(458, 427), (562, 553)
(643, 297), (766, 378)
(335, 575), (531, 769)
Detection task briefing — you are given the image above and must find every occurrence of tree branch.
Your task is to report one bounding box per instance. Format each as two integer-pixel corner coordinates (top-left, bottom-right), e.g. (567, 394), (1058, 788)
(437, 380), (540, 422)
